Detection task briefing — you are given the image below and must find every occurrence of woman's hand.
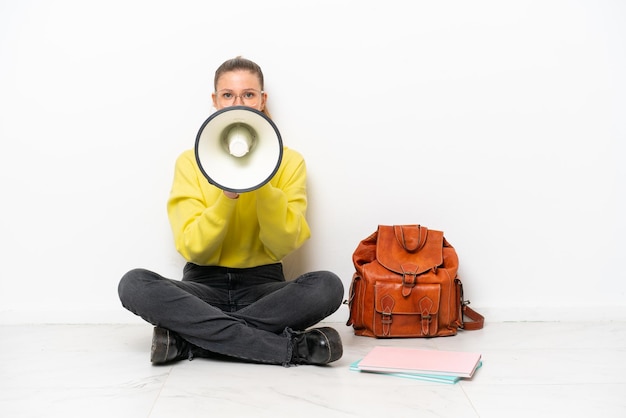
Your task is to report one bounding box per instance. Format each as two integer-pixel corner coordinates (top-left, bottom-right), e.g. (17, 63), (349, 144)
(223, 190), (240, 199)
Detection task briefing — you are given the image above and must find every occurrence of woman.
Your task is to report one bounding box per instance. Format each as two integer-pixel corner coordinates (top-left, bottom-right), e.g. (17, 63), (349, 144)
(118, 56), (344, 366)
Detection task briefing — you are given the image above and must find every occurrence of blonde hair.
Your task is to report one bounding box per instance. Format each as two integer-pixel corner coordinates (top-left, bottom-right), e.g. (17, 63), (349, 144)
(214, 56), (271, 119)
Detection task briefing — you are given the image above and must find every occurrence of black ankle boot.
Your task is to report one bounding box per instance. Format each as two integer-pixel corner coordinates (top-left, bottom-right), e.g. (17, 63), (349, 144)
(150, 327), (191, 364)
(291, 327), (343, 365)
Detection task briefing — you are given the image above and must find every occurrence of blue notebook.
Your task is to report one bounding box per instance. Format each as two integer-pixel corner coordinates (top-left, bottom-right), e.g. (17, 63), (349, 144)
(350, 359), (482, 384)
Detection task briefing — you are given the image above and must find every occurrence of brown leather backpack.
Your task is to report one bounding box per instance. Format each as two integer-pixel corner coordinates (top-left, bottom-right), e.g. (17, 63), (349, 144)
(345, 225), (484, 338)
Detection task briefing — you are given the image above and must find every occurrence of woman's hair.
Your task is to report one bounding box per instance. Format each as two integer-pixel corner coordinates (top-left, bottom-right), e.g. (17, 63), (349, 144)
(214, 56), (271, 118)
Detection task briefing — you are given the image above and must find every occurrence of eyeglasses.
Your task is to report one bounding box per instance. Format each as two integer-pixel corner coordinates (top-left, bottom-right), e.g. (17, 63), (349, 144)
(215, 89), (264, 107)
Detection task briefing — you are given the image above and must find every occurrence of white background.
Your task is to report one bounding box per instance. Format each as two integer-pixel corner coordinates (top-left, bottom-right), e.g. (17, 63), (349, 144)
(0, 0), (624, 323)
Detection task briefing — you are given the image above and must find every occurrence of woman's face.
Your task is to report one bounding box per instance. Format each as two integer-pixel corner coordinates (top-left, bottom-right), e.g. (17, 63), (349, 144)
(212, 70), (267, 112)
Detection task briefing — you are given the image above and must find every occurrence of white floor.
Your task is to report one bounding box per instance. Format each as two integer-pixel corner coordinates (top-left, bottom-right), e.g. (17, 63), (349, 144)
(1, 321), (625, 418)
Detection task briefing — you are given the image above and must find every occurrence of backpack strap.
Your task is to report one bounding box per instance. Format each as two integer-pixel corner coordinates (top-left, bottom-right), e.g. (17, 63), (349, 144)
(456, 277), (485, 331)
(462, 304), (485, 330)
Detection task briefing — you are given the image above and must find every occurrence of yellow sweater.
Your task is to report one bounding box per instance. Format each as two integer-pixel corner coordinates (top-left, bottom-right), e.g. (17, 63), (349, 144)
(167, 147), (311, 267)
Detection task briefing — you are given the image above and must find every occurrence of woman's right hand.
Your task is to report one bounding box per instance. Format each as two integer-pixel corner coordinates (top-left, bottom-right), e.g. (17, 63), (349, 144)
(223, 190), (240, 199)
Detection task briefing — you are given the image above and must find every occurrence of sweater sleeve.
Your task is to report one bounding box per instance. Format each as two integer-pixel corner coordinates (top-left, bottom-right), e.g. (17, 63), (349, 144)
(254, 149), (311, 260)
(166, 150), (238, 264)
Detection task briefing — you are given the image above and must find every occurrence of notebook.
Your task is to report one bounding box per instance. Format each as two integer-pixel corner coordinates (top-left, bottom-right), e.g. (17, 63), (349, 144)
(350, 360), (462, 384)
(357, 346), (482, 378)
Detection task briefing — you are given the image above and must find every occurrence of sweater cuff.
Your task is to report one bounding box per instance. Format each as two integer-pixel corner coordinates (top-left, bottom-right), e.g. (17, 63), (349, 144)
(211, 191), (238, 217)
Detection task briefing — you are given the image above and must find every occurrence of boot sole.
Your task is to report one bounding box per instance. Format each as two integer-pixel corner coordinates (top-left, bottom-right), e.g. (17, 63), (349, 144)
(150, 327), (172, 364)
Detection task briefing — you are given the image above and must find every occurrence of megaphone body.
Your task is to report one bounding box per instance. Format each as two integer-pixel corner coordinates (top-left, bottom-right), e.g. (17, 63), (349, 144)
(194, 106), (283, 193)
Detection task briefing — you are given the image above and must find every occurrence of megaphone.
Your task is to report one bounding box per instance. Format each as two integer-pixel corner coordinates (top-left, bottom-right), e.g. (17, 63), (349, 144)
(194, 106), (283, 193)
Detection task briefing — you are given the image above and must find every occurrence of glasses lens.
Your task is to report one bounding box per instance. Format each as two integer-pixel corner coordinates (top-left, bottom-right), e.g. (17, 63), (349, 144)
(241, 90), (258, 106)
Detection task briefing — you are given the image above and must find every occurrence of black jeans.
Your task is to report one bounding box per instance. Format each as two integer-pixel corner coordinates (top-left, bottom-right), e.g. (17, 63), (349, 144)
(118, 263), (344, 365)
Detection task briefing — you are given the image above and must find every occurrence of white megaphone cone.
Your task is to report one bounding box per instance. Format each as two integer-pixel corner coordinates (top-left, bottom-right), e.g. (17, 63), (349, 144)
(194, 106), (283, 193)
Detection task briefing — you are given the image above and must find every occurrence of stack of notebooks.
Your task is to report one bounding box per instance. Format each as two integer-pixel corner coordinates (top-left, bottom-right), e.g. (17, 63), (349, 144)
(351, 346), (483, 384)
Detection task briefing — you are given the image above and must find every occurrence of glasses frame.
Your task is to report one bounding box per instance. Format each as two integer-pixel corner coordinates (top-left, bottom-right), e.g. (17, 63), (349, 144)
(215, 89), (264, 107)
